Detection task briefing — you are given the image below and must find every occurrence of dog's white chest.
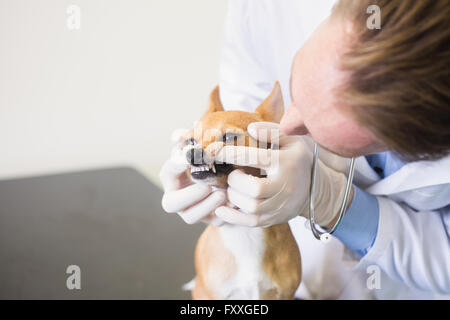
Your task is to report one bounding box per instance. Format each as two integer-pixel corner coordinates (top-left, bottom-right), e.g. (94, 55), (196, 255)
(217, 225), (276, 299)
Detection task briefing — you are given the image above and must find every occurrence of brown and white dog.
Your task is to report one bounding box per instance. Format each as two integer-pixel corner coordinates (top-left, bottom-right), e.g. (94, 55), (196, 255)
(182, 82), (301, 299)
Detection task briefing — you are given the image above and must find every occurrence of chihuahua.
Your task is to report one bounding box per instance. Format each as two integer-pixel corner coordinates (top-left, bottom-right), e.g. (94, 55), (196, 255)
(182, 82), (301, 299)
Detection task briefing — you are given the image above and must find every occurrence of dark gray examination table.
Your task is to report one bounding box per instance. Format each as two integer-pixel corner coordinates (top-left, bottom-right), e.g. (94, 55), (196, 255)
(0, 167), (204, 299)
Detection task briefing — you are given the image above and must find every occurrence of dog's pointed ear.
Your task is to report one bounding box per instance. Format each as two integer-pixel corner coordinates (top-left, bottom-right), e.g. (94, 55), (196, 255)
(206, 85), (224, 114)
(255, 81), (284, 123)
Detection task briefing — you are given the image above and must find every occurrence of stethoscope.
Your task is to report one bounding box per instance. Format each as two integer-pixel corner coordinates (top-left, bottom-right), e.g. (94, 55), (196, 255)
(308, 143), (356, 241)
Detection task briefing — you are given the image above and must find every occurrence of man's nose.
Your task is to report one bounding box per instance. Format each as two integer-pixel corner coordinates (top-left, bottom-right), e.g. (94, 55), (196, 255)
(280, 103), (308, 136)
(186, 147), (205, 166)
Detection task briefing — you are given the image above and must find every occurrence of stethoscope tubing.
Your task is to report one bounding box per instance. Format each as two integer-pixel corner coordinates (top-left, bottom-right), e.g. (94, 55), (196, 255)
(308, 143), (356, 240)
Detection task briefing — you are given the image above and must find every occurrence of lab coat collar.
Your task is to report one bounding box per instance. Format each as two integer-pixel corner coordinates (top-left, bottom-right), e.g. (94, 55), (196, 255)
(355, 154), (450, 195)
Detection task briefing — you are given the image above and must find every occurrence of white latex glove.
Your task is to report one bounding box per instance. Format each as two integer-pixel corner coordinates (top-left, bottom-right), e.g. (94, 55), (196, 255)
(159, 129), (227, 226)
(214, 122), (349, 228)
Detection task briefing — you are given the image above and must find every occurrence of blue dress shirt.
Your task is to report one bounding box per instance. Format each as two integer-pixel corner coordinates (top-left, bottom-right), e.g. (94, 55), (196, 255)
(333, 152), (407, 257)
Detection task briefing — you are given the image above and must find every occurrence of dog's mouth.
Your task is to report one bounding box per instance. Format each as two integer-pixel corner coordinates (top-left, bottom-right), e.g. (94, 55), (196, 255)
(190, 162), (234, 180)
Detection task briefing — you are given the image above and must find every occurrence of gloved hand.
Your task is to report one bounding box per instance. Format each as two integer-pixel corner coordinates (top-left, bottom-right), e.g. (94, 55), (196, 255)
(159, 129), (227, 226)
(214, 122), (350, 228)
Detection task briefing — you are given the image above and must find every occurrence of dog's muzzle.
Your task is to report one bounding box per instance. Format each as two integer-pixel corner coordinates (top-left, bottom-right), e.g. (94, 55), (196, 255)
(186, 147), (234, 180)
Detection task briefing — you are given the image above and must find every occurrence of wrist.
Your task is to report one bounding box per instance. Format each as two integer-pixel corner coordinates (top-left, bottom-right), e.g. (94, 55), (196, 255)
(322, 185), (354, 230)
(313, 162), (349, 228)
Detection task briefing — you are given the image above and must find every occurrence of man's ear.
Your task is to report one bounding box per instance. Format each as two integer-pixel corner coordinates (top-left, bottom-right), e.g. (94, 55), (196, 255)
(206, 85), (224, 114)
(255, 81), (284, 123)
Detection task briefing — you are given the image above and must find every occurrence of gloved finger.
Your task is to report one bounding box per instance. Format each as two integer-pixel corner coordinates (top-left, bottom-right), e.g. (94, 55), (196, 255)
(247, 122), (303, 150)
(161, 183), (211, 213)
(179, 190), (227, 225)
(215, 206), (277, 228)
(215, 145), (275, 169)
(227, 186), (288, 214)
(200, 196), (235, 226)
(227, 169), (285, 199)
(278, 135), (306, 150)
(247, 122), (282, 143)
(159, 150), (190, 191)
(201, 213), (227, 227)
(215, 206), (260, 227)
(227, 187), (263, 214)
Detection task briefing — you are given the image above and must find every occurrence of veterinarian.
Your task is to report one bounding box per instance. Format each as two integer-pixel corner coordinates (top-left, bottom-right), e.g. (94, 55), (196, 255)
(160, 0), (450, 299)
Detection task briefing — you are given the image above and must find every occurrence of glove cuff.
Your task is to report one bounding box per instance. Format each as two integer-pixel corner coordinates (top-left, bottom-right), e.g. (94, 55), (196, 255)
(313, 161), (348, 227)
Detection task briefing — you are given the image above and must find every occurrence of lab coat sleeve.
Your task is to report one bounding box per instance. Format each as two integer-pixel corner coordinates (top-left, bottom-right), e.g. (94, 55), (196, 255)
(356, 197), (450, 294)
(218, 1), (274, 111)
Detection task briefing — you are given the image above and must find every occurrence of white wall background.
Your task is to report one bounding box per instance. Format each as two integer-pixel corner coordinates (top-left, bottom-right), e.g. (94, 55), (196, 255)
(0, 0), (227, 185)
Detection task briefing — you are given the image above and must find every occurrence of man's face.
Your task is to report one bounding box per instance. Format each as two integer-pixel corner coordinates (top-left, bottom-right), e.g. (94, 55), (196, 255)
(281, 16), (387, 158)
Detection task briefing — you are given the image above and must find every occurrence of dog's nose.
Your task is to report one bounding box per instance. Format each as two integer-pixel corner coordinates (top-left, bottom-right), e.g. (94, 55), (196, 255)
(186, 147), (205, 166)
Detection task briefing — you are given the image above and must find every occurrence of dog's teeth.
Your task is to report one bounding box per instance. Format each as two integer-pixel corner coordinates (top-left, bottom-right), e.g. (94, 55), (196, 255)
(207, 163), (216, 173)
(191, 164), (215, 174)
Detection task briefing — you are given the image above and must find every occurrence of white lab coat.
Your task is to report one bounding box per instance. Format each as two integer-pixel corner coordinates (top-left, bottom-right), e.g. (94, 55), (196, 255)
(218, 0), (450, 299)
